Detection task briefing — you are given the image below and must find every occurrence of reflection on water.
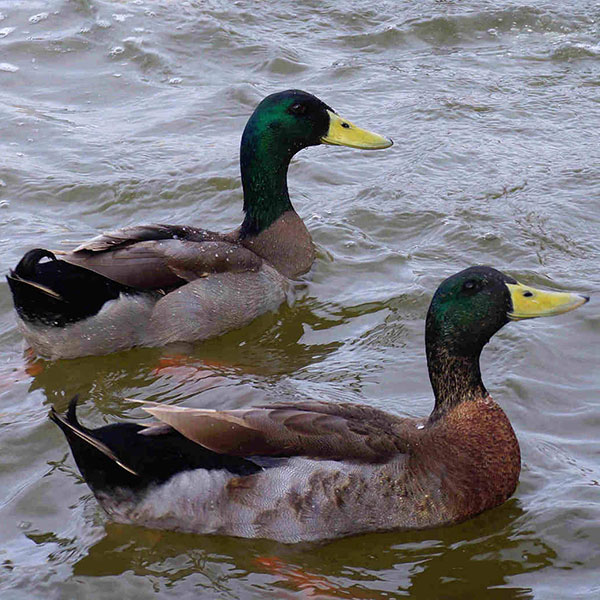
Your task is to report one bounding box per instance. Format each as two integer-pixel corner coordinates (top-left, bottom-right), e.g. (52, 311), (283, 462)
(19, 500), (546, 599)
(1, 0), (599, 598)
(25, 293), (399, 412)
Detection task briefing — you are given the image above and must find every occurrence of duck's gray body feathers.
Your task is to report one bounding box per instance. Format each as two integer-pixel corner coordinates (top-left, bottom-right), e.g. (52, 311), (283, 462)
(11, 219), (300, 359)
(16, 263), (288, 360)
(99, 456), (412, 543)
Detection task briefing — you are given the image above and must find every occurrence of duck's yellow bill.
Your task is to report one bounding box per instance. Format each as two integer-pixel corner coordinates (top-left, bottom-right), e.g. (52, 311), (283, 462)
(321, 110), (393, 150)
(506, 282), (589, 320)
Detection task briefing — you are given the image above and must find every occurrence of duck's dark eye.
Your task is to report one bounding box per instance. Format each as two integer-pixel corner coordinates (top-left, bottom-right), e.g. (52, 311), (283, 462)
(462, 280), (478, 293)
(289, 103), (306, 115)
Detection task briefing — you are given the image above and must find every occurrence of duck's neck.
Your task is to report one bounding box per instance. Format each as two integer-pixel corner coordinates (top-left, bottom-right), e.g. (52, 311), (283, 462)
(239, 126), (294, 238)
(426, 341), (488, 423)
(236, 122), (314, 278)
(238, 210), (314, 278)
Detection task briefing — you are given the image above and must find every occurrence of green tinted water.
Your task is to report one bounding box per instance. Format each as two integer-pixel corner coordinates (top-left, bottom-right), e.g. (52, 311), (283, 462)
(0, 0), (598, 598)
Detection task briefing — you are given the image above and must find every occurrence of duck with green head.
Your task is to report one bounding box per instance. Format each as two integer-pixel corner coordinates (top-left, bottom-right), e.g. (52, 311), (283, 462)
(50, 266), (588, 542)
(7, 90), (392, 359)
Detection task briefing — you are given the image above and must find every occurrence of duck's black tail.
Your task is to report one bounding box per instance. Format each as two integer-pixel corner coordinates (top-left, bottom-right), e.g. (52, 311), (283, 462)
(7, 249), (131, 327)
(50, 397), (263, 497)
(49, 396), (140, 476)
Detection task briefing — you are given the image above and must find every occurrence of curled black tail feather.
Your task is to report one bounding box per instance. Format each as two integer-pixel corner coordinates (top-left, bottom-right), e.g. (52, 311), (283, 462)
(48, 394), (81, 429)
(7, 249), (137, 327)
(13, 249), (58, 279)
(49, 396), (139, 476)
(66, 394), (80, 427)
(48, 395), (77, 430)
(50, 396), (263, 498)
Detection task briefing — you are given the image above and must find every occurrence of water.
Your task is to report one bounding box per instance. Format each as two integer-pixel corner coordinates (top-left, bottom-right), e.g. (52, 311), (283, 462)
(1, 0), (598, 597)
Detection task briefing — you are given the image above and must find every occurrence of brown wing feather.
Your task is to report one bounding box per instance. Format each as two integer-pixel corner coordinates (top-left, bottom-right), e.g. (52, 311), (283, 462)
(134, 400), (408, 463)
(73, 224), (222, 253)
(63, 236), (263, 290)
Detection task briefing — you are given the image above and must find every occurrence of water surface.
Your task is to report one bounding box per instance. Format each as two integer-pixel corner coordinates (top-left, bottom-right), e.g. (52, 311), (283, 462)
(0, 0), (599, 598)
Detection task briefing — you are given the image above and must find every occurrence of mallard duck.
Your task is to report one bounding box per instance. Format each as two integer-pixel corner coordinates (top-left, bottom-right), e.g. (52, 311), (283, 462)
(50, 266), (588, 542)
(7, 90), (392, 359)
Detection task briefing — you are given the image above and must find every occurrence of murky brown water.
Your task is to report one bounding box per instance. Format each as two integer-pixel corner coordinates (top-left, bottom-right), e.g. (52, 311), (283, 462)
(1, 0), (598, 598)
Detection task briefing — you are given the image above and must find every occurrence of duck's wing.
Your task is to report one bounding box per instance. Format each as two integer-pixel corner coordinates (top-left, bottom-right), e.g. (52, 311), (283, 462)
(136, 400), (409, 464)
(60, 224), (262, 289)
(71, 224), (221, 253)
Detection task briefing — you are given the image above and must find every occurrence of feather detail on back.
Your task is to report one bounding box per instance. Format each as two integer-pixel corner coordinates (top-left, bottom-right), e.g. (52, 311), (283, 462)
(73, 224), (222, 253)
(66, 233), (263, 290)
(132, 399), (410, 462)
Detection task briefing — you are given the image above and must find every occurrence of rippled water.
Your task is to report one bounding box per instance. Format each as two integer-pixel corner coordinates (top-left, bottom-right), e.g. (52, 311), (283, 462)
(1, 0), (599, 598)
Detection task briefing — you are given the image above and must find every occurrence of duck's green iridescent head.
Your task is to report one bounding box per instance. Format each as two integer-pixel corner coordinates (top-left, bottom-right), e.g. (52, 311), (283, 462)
(426, 266), (589, 357)
(239, 90), (392, 237)
(241, 89), (393, 157)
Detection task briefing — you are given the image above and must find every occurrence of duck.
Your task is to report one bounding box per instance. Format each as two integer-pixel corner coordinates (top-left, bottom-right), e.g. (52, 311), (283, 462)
(6, 90), (392, 360)
(50, 266), (588, 543)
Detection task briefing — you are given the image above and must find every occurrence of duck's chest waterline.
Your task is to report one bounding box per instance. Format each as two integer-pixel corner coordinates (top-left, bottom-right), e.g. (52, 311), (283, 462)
(409, 397), (521, 522)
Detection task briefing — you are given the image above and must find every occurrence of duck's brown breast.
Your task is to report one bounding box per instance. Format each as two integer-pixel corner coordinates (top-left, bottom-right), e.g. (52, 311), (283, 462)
(407, 396), (521, 526)
(239, 210), (314, 278)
